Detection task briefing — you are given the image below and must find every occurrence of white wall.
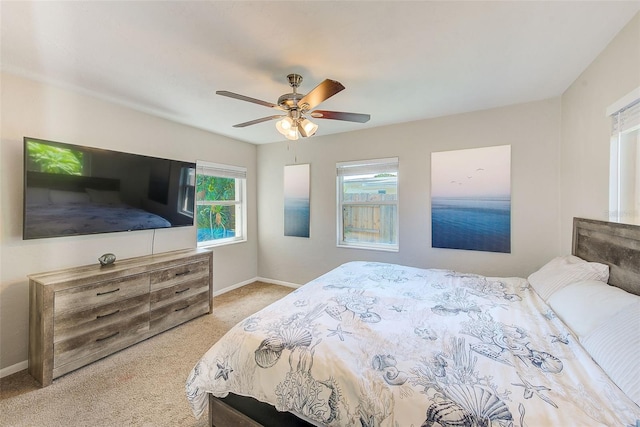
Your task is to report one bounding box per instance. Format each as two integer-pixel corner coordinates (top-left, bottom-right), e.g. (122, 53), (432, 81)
(560, 13), (640, 252)
(0, 72), (258, 372)
(257, 98), (562, 286)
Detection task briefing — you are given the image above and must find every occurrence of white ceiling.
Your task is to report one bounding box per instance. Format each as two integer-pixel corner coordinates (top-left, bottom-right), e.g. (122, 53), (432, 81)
(2, 1), (639, 145)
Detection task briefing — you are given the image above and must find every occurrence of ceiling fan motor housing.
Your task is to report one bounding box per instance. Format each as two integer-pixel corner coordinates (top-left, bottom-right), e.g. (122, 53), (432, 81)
(278, 93), (305, 111)
(279, 74), (306, 111)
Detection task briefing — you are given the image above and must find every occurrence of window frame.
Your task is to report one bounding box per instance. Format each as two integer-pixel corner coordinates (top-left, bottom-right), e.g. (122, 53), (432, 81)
(336, 157), (399, 252)
(607, 87), (640, 225)
(196, 161), (247, 248)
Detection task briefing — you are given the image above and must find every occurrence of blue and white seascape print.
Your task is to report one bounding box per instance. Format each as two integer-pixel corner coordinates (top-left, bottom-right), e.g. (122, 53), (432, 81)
(431, 145), (511, 253)
(284, 164), (310, 238)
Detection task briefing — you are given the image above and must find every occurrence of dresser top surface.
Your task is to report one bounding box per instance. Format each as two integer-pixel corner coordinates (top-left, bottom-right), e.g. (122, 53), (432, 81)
(29, 248), (212, 288)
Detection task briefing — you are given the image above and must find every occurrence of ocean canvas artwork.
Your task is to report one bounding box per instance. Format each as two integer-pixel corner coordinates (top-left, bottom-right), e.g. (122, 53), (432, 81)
(431, 145), (511, 253)
(284, 163), (310, 238)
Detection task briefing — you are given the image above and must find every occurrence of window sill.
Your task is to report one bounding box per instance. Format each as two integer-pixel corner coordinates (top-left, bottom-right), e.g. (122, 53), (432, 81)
(337, 242), (399, 252)
(198, 237), (247, 249)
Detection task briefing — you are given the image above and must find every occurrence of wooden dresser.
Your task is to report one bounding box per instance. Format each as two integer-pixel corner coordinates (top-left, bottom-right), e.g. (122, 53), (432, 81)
(28, 248), (212, 386)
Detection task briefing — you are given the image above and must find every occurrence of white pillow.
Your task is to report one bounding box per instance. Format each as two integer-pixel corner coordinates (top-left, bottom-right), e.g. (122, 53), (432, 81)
(86, 188), (122, 204)
(49, 189), (91, 204)
(581, 301), (640, 407)
(548, 280), (640, 338)
(527, 255), (609, 301)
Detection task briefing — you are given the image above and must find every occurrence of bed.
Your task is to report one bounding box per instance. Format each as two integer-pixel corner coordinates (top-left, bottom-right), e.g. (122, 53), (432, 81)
(186, 217), (640, 426)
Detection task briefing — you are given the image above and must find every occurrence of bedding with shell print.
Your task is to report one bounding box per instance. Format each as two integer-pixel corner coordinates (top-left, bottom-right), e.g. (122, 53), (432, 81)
(186, 261), (640, 426)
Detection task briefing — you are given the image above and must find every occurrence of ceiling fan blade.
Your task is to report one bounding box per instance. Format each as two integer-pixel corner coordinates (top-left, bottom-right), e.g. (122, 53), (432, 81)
(298, 79), (345, 111)
(216, 91), (284, 110)
(232, 115), (285, 128)
(310, 110), (371, 123)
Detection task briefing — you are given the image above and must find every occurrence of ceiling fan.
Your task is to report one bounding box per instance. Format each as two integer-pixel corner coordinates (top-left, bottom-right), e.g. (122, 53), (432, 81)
(216, 74), (370, 140)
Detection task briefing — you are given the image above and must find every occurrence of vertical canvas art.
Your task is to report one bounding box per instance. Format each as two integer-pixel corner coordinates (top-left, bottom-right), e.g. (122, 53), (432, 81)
(284, 164), (310, 238)
(431, 145), (511, 253)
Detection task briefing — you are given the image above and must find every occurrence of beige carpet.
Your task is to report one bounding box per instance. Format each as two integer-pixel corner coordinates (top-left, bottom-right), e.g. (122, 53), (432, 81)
(0, 282), (294, 427)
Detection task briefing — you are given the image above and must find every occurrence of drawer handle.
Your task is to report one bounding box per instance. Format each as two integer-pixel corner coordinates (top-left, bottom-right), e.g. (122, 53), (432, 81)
(96, 288), (120, 296)
(96, 331), (119, 342)
(175, 288), (190, 294)
(174, 305), (190, 312)
(175, 271), (190, 277)
(96, 309), (120, 319)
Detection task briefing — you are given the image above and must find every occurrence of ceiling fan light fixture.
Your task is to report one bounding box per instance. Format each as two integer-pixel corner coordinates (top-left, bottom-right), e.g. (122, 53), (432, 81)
(276, 116), (294, 135)
(299, 118), (318, 137)
(284, 126), (299, 141)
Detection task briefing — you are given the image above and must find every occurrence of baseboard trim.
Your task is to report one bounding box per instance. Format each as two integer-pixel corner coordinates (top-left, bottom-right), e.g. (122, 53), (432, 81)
(256, 277), (302, 289)
(212, 277), (258, 297)
(0, 360), (28, 379)
(212, 276), (301, 297)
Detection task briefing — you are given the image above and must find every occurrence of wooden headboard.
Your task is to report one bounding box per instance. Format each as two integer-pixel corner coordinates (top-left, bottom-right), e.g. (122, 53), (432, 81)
(572, 217), (640, 296)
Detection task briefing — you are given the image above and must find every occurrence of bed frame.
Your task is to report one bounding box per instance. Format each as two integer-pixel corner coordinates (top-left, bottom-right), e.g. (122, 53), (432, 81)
(207, 217), (640, 427)
(208, 393), (313, 427)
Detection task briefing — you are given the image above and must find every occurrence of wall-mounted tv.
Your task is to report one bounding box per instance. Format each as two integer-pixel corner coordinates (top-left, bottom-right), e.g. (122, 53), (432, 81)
(23, 137), (196, 240)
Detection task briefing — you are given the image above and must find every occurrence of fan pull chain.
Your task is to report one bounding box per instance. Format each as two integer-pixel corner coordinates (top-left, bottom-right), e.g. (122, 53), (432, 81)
(286, 139), (298, 163)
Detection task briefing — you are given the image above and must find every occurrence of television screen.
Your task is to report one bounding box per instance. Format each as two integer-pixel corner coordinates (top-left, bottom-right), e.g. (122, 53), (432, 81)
(23, 137), (196, 240)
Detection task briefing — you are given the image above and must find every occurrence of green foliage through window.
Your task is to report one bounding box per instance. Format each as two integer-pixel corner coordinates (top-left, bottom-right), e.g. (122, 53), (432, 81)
(196, 175), (235, 201)
(196, 167), (245, 246)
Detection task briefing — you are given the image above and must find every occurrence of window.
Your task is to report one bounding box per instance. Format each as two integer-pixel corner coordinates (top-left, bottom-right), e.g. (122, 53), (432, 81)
(337, 157), (399, 251)
(608, 87), (640, 225)
(196, 161), (247, 247)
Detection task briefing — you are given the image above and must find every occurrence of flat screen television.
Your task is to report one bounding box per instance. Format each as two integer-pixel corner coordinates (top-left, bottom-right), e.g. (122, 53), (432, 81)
(23, 136), (196, 240)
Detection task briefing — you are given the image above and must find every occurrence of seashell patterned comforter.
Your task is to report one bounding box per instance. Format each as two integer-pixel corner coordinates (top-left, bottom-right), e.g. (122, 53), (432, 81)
(186, 261), (640, 426)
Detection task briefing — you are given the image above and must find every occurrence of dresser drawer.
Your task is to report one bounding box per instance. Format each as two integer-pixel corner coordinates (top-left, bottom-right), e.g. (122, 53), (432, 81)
(55, 274), (149, 314)
(150, 277), (209, 310)
(54, 293), (150, 343)
(150, 260), (209, 292)
(150, 294), (210, 334)
(54, 311), (149, 370)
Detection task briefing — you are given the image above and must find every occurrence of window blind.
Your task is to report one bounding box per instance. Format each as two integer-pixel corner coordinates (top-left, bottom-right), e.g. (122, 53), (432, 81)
(611, 98), (640, 136)
(336, 157), (399, 177)
(196, 161), (246, 179)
